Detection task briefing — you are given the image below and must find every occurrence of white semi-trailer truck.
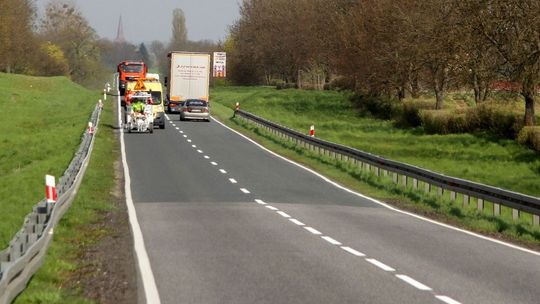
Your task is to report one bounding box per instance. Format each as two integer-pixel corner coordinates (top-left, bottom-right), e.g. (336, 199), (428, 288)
(166, 52), (211, 114)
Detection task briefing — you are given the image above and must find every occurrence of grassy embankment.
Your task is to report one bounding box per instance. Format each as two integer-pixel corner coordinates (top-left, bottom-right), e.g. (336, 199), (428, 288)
(0, 73), (117, 303)
(210, 86), (540, 245)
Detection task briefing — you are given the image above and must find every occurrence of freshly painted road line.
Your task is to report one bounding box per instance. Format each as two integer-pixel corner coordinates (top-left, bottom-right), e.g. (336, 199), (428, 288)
(304, 227), (322, 235)
(211, 117), (540, 257)
(276, 211), (291, 218)
(436, 295), (462, 304)
(289, 219), (305, 226)
(265, 205), (279, 211)
(119, 102), (161, 304)
(229, 178), (237, 184)
(321, 236), (342, 246)
(255, 199), (266, 205)
(366, 258), (395, 272)
(240, 188), (251, 194)
(396, 274), (432, 291)
(341, 246), (366, 257)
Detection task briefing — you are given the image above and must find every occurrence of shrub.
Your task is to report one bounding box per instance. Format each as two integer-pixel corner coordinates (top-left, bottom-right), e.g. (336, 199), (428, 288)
(350, 93), (400, 119)
(465, 103), (521, 138)
(276, 83), (297, 90)
(396, 100), (434, 127)
(419, 110), (469, 134)
(517, 126), (540, 152)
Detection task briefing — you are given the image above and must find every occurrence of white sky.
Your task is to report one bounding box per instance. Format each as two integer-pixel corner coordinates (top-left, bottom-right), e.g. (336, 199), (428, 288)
(35, 0), (241, 44)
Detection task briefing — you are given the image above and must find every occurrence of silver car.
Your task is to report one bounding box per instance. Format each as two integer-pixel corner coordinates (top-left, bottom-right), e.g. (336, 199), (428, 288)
(180, 99), (210, 122)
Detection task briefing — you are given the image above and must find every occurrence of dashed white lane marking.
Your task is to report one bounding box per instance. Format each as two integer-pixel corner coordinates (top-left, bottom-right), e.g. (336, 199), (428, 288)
(187, 139), (192, 142)
(289, 218), (305, 226)
(265, 205), (279, 211)
(240, 188), (251, 194)
(341, 246), (366, 257)
(366, 258), (395, 272)
(171, 123), (176, 127)
(229, 178), (237, 184)
(304, 227), (322, 235)
(255, 199), (266, 205)
(204, 156), (210, 159)
(396, 274), (432, 291)
(276, 211), (291, 218)
(321, 236), (342, 245)
(183, 135), (187, 138)
(212, 117), (540, 257)
(197, 150), (203, 154)
(435, 295), (462, 304)
(210, 161), (218, 165)
(175, 127), (179, 130)
(219, 169), (227, 174)
(179, 130), (183, 133)
(191, 144), (197, 148)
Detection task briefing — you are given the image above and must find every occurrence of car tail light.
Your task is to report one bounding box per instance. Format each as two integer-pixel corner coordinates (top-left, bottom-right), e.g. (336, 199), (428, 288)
(202, 108), (208, 113)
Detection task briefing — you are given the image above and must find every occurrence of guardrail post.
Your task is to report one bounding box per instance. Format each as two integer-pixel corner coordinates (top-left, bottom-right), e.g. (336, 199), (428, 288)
(512, 209), (519, 220)
(412, 178), (418, 189)
(493, 203), (500, 216)
(376, 167), (381, 177)
(477, 198), (484, 211)
(437, 187), (443, 196)
(534, 215), (539, 226)
(401, 175), (407, 187)
(425, 182), (431, 193)
(392, 173), (398, 184)
(463, 195), (470, 205)
(450, 191), (456, 201)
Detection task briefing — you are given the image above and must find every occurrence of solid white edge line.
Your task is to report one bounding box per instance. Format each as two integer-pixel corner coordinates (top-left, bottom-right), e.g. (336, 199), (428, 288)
(304, 226), (322, 235)
(229, 178), (237, 184)
(211, 117), (540, 256)
(255, 199), (267, 205)
(396, 274), (432, 291)
(366, 258), (395, 272)
(219, 169), (227, 174)
(341, 246), (366, 257)
(277, 211), (291, 218)
(289, 218), (305, 226)
(120, 102), (161, 303)
(321, 236), (342, 245)
(240, 188), (251, 194)
(435, 295), (462, 304)
(265, 205), (279, 211)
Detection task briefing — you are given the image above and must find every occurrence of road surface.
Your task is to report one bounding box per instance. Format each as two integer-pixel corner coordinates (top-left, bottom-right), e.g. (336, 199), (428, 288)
(122, 112), (540, 304)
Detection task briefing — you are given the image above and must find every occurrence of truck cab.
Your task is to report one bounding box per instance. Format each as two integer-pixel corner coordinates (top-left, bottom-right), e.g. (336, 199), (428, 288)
(117, 61), (148, 96)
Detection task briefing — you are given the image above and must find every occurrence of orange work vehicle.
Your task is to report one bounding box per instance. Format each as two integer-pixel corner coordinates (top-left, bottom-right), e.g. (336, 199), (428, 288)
(117, 61), (148, 96)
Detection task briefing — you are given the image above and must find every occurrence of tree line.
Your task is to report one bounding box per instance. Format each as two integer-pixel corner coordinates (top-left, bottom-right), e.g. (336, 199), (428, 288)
(0, 1), (218, 88)
(226, 0), (540, 126)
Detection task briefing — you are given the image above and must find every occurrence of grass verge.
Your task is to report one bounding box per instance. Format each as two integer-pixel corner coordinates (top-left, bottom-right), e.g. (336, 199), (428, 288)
(14, 98), (116, 303)
(210, 98), (540, 249)
(211, 86), (540, 198)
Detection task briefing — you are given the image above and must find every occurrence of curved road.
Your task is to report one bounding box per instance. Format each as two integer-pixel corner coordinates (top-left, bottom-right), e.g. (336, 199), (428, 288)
(122, 111), (540, 304)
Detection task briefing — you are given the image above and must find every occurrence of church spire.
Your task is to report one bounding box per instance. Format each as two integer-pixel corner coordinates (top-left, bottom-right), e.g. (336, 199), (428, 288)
(115, 15), (125, 43)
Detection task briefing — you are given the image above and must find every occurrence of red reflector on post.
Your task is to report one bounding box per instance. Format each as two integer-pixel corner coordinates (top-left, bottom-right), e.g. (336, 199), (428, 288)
(45, 175), (57, 203)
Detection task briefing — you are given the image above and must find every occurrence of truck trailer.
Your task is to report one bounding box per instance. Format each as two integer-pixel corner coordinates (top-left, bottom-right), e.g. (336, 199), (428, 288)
(165, 52), (211, 114)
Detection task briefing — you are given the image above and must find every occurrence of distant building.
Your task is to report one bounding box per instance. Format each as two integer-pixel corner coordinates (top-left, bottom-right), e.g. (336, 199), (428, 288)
(115, 15), (126, 44)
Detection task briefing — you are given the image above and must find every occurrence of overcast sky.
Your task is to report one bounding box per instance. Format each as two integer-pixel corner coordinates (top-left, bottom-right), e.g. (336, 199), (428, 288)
(35, 0), (241, 44)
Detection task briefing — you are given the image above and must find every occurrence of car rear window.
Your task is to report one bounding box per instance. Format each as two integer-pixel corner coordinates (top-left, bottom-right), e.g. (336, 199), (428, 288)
(186, 100), (207, 107)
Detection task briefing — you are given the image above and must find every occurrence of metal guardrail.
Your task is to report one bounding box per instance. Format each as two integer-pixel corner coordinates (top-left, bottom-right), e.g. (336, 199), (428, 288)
(0, 102), (102, 304)
(234, 109), (540, 225)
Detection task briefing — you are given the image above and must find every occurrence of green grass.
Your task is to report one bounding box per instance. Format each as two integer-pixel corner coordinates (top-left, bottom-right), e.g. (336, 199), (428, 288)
(210, 87), (540, 246)
(0, 73), (99, 248)
(13, 82), (117, 303)
(211, 86), (540, 198)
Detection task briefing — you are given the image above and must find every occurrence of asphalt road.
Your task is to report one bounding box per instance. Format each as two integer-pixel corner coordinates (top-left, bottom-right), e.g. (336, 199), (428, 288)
(123, 112), (540, 304)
